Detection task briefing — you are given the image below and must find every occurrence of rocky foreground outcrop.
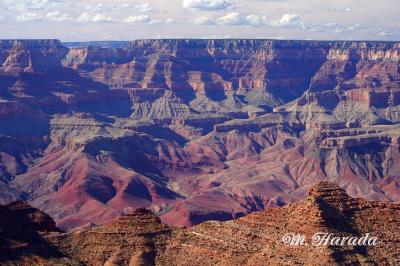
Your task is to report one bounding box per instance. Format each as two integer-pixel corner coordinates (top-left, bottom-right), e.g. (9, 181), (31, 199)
(0, 39), (400, 230)
(0, 182), (399, 265)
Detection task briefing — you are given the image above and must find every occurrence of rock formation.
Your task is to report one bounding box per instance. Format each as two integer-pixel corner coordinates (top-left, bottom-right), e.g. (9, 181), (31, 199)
(0, 201), (79, 265)
(1, 182), (399, 265)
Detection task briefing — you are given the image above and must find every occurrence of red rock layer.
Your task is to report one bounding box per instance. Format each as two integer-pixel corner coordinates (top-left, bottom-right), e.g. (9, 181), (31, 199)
(1, 182), (399, 265)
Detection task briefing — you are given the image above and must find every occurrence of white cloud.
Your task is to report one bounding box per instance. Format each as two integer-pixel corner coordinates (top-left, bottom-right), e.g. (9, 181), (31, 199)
(183, 0), (231, 11)
(134, 3), (152, 12)
(271, 14), (301, 26)
(164, 18), (175, 24)
(123, 15), (151, 23)
(191, 13), (303, 28)
(216, 12), (244, 25)
(192, 15), (217, 25)
(378, 30), (394, 36)
(149, 18), (175, 25)
(77, 12), (113, 23)
(246, 14), (268, 26)
(16, 11), (43, 22)
(91, 14), (113, 23)
(334, 23), (361, 33)
(120, 3), (133, 9)
(6, 0), (59, 11)
(123, 15), (173, 25)
(46, 11), (72, 22)
(301, 21), (366, 34)
(76, 12), (91, 22)
(84, 3), (111, 12)
(192, 13), (248, 26)
(323, 22), (338, 28)
(327, 7), (353, 13)
(119, 2), (152, 11)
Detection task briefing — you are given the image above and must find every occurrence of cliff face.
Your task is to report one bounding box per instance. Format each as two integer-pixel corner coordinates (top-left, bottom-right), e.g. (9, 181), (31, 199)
(63, 40), (400, 102)
(0, 39), (399, 230)
(0, 201), (78, 265)
(0, 39), (67, 74)
(64, 40), (330, 106)
(1, 182), (399, 265)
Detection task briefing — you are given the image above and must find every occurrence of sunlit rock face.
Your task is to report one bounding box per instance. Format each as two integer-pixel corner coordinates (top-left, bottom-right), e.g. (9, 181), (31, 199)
(1, 183), (400, 265)
(0, 39), (399, 230)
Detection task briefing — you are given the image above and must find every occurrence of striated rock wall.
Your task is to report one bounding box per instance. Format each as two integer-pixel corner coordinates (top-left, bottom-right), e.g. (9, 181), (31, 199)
(64, 40), (400, 98)
(0, 39), (67, 74)
(63, 40), (330, 104)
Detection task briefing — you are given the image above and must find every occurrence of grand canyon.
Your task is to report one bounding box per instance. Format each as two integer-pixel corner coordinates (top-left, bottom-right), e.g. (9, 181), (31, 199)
(0, 38), (400, 264)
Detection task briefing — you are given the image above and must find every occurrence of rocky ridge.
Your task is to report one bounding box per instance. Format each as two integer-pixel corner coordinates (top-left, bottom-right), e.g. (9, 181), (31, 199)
(1, 182), (399, 265)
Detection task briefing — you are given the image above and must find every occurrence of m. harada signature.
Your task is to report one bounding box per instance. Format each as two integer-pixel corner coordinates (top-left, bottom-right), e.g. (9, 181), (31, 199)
(282, 232), (378, 246)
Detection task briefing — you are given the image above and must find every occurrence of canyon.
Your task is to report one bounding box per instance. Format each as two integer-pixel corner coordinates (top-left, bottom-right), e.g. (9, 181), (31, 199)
(1, 182), (399, 265)
(0, 39), (399, 231)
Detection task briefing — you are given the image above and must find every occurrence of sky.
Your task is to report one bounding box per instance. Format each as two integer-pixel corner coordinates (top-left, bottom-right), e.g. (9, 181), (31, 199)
(0, 0), (399, 41)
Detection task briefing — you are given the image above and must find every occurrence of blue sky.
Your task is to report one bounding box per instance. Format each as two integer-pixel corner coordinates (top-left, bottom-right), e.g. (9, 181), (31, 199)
(0, 0), (399, 41)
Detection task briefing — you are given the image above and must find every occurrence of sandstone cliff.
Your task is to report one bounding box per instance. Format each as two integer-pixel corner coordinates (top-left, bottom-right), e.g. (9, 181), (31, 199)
(1, 182), (399, 265)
